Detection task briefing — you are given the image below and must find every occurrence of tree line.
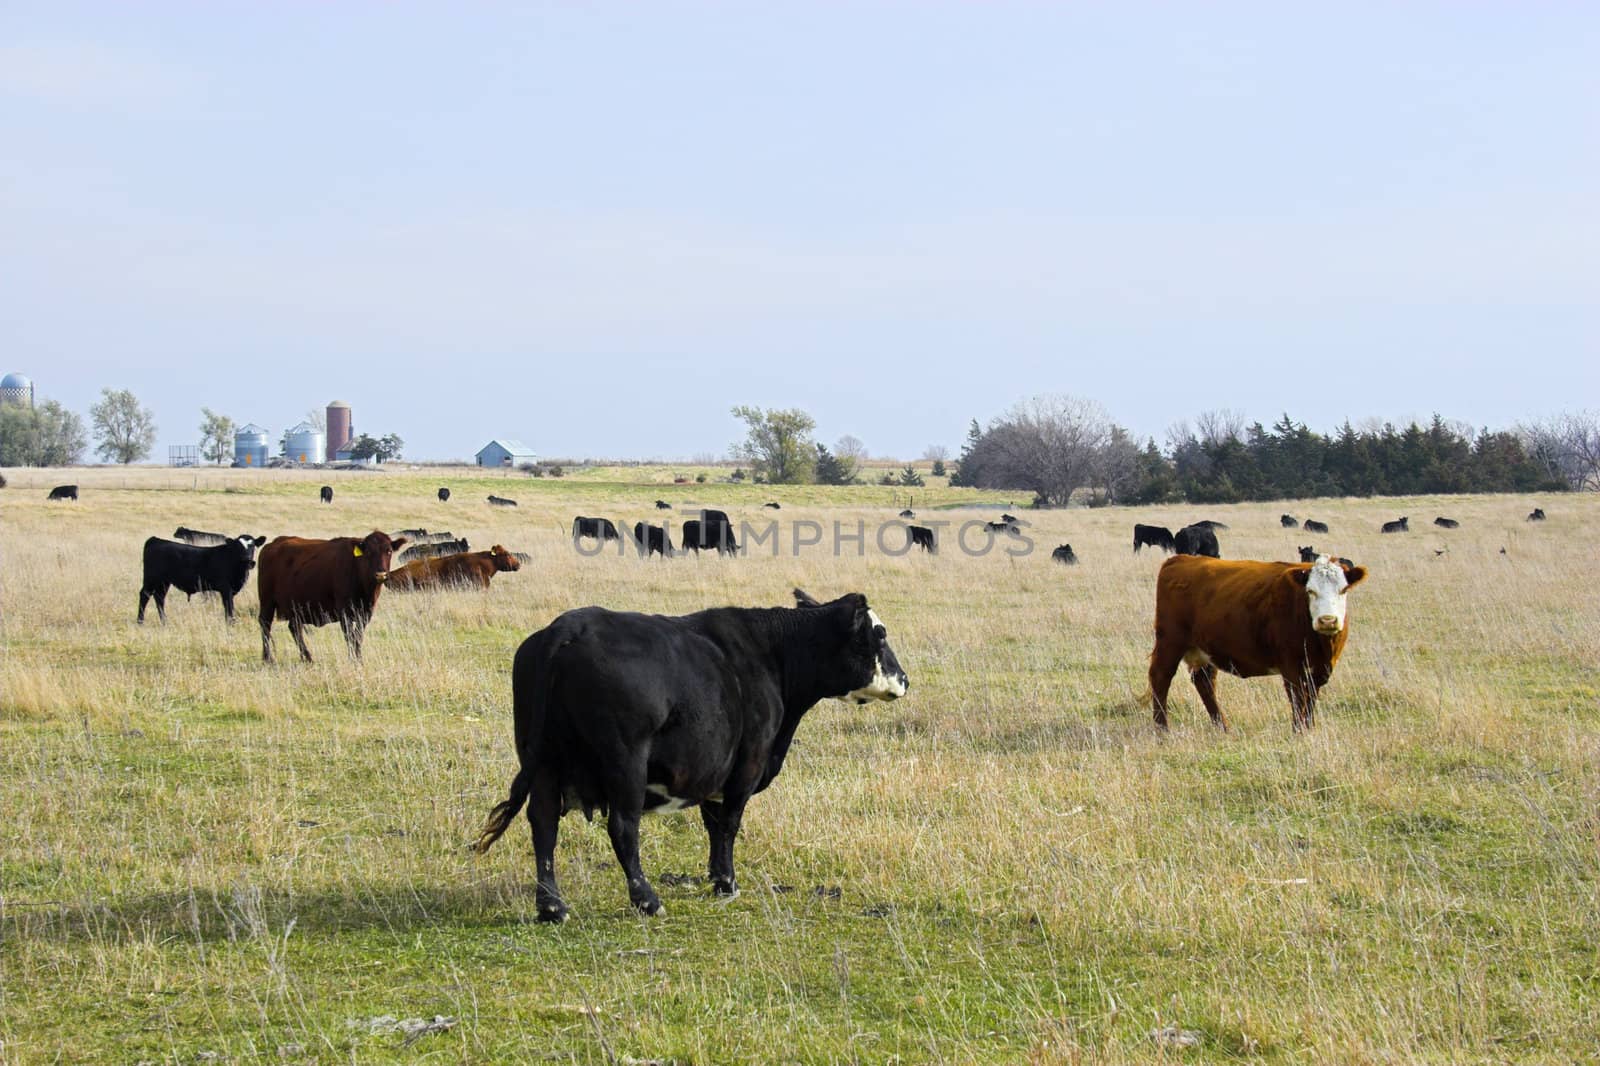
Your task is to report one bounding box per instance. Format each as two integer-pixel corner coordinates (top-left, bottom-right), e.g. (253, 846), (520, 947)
(950, 397), (1597, 505)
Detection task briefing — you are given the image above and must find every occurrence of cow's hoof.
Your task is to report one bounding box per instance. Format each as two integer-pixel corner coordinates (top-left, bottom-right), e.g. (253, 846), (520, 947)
(633, 897), (664, 917)
(536, 903), (569, 924)
(711, 879), (739, 898)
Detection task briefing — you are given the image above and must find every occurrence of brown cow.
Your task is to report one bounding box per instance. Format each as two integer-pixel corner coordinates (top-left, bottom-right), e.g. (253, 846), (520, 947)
(1148, 554), (1367, 733)
(257, 530), (407, 662)
(388, 545), (521, 591)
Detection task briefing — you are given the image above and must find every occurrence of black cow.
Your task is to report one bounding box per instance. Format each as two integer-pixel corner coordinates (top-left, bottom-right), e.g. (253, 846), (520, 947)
(1133, 524), (1175, 553)
(472, 589), (908, 921)
(764, 502), (781, 509)
(395, 538), (470, 564)
(1527, 508), (1546, 522)
(681, 510), (739, 554)
(985, 521), (1017, 534)
(1001, 514), (1019, 525)
(408, 531), (460, 545)
(396, 528), (429, 538)
(655, 500), (672, 510)
(898, 509), (915, 519)
(319, 485), (333, 504)
(139, 534), (267, 624)
(632, 522), (673, 558)
(1191, 519), (1229, 531)
(488, 495), (518, 507)
(1433, 516), (1460, 529)
(174, 526), (228, 546)
(1303, 518), (1329, 534)
(908, 525), (936, 553)
(438, 487), (451, 502)
(48, 484), (78, 501)
(1281, 514), (1298, 528)
(1298, 545), (1318, 562)
(1380, 517), (1409, 534)
(1173, 524), (1221, 558)
(572, 516), (621, 542)
(1051, 544), (1078, 565)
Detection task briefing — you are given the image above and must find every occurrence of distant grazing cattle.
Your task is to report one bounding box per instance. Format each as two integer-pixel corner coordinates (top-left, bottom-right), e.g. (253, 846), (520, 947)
(1380, 517), (1409, 533)
(395, 528), (428, 539)
(1134, 524), (1176, 553)
(173, 526), (229, 546)
(1527, 508), (1546, 522)
(319, 485), (333, 504)
(1303, 518), (1329, 534)
(1281, 514), (1298, 528)
(1051, 544), (1078, 565)
(1001, 514), (1019, 525)
(488, 495), (517, 507)
(139, 534), (266, 624)
(395, 538), (470, 564)
(472, 588), (908, 921)
(1191, 519), (1229, 531)
(655, 500), (672, 510)
(1149, 554), (1368, 733)
(1298, 545), (1318, 563)
(898, 509), (915, 519)
(632, 522), (673, 558)
(1173, 524), (1221, 558)
(681, 510), (738, 554)
(1433, 516), (1459, 529)
(985, 521), (1018, 534)
(438, 487), (450, 502)
(256, 531), (407, 662)
(764, 502), (781, 509)
(408, 531), (460, 545)
(388, 545), (520, 591)
(47, 485), (78, 501)
(908, 525), (936, 553)
(572, 516), (621, 542)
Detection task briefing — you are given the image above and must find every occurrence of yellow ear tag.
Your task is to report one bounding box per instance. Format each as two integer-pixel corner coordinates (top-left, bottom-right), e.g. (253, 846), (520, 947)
(353, 546), (363, 557)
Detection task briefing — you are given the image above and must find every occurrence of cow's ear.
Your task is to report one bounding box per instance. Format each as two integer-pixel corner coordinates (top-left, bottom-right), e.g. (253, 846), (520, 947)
(391, 536), (408, 551)
(1290, 568), (1311, 587)
(793, 588), (822, 608)
(253, 535), (266, 546)
(1342, 564), (1368, 589)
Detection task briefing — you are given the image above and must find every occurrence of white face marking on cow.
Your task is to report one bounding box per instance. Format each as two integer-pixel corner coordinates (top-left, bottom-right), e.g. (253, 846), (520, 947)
(847, 608), (909, 703)
(1305, 557), (1351, 636)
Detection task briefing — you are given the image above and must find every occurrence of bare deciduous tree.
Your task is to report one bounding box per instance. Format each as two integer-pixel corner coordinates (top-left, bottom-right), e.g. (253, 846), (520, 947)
(1521, 411), (1600, 491)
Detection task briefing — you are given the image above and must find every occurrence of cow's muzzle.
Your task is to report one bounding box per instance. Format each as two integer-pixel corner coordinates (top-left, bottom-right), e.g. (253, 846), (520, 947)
(1314, 616), (1342, 635)
(375, 571), (389, 582)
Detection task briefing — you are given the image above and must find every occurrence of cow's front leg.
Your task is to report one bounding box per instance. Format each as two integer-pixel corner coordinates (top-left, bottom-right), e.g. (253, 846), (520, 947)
(700, 797), (748, 897)
(340, 614), (365, 660)
(1284, 676), (1317, 732)
(220, 591), (236, 624)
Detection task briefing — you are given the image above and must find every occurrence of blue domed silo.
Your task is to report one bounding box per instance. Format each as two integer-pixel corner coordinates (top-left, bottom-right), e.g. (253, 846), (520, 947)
(234, 423), (269, 467)
(284, 422), (324, 465)
(1, 372), (34, 408)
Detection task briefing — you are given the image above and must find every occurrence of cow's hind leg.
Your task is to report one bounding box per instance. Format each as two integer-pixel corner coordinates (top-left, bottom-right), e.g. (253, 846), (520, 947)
(1190, 663), (1230, 732)
(1147, 640), (1185, 730)
(526, 771), (568, 923)
(700, 797), (749, 898)
(288, 619), (314, 662)
(602, 772), (661, 916)
(138, 588), (152, 624)
(260, 610), (275, 662)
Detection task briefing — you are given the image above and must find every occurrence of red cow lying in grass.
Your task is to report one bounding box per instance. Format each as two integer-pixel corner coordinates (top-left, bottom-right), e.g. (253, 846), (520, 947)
(257, 531), (406, 662)
(387, 545), (520, 591)
(1148, 553), (1368, 733)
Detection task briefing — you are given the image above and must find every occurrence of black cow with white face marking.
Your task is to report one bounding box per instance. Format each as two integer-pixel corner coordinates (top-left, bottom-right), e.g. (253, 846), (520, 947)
(473, 589), (908, 921)
(139, 534), (267, 624)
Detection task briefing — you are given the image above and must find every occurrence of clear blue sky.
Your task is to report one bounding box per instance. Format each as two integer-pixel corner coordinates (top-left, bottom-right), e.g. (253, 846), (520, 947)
(3, 3), (1595, 462)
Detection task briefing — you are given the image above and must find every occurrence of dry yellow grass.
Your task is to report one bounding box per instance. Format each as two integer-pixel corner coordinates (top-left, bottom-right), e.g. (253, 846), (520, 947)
(1, 466), (1596, 1063)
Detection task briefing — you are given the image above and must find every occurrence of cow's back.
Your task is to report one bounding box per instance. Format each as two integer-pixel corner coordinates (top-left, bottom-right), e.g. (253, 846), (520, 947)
(259, 537), (356, 617)
(1155, 556), (1303, 675)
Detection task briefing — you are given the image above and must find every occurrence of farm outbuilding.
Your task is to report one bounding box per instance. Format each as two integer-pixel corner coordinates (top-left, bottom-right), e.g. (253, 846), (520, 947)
(475, 439), (537, 467)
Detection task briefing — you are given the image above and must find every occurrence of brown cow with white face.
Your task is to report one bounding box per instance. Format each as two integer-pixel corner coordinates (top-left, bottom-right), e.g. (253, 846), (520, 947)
(257, 530), (406, 662)
(1148, 554), (1367, 733)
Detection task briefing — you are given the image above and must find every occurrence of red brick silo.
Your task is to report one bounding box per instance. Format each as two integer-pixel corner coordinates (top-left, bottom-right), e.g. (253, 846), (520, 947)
(325, 401), (352, 462)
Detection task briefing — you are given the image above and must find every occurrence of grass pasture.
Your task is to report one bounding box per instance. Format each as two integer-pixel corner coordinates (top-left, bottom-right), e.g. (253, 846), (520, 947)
(1, 467), (1597, 1064)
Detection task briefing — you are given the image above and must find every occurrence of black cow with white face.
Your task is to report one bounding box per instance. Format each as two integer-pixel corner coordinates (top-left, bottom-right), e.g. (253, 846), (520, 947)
(473, 589), (909, 922)
(139, 534), (267, 624)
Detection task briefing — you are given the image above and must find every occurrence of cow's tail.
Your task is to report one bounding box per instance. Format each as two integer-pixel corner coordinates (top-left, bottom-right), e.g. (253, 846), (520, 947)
(472, 631), (560, 854)
(473, 767), (531, 853)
